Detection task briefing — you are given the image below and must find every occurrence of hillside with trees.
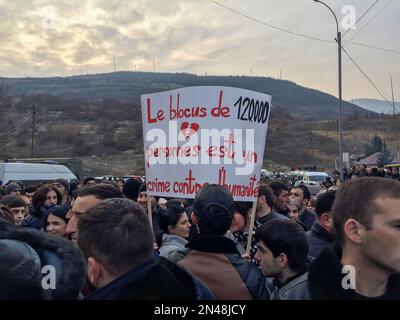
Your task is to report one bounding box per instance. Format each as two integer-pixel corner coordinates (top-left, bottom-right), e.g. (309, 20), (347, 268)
(0, 73), (398, 176)
(1, 72), (372, 120)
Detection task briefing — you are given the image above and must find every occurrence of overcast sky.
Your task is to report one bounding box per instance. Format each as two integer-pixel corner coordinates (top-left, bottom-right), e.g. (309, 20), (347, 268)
(0, 0), (399, 100)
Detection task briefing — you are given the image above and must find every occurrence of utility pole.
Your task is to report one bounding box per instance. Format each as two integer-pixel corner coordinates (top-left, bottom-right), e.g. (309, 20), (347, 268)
(338, 30), (344, 181)
(153, 57), (156, 72)
(113, 56), (116, 72)
(30, 105), (37, 158)
(314, 0), (344, 182)
(390, 71), (400, 159)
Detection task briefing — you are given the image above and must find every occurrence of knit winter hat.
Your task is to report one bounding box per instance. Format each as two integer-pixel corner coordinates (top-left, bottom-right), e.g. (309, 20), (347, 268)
(5, 183), (21, 195)
(122, 178), (143, 201)
(52, 179), (70, 192)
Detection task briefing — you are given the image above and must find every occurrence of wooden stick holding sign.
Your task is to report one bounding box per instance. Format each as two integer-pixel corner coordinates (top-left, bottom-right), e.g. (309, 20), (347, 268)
(147, 193), (153, 230)
(245, 200), (258, 256)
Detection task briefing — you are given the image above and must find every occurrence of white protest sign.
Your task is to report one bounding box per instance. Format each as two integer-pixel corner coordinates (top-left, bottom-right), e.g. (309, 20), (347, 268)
(141, 86), (271, 201)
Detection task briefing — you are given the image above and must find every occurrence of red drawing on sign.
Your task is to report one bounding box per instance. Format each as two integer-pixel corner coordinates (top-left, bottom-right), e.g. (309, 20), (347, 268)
(181, 122), (200, 140)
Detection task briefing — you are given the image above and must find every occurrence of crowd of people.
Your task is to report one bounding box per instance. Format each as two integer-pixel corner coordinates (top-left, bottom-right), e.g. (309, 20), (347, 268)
(0, 168), (399, 300)
(345, 164), (400, 180)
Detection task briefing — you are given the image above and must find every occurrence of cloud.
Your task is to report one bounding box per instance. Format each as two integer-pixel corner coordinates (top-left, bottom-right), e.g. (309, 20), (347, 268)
(0, 0), (398, 99)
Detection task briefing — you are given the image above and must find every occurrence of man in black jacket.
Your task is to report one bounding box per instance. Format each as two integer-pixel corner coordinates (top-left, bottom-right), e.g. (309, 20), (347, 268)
(289, 185), (316, 231)
(78, 198), (213, 300)
(174, 184), (269, 300)
(256, 184), (289, 225)
(277, 177), (400, 300)
(254, 220), (309, 299)
(307, 191), (336, 259)
(269, 180), (290, 218)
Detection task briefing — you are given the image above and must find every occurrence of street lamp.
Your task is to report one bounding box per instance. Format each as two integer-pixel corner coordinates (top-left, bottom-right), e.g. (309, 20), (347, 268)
(314, 0), (344, 181)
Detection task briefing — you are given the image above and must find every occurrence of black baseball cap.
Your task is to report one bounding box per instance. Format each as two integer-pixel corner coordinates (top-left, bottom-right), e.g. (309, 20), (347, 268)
(193, 184), (235, 220)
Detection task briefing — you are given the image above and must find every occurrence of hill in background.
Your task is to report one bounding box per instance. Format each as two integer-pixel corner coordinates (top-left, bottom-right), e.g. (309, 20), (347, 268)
(1, 71), (372, 120)
(1, 72), (398, 176)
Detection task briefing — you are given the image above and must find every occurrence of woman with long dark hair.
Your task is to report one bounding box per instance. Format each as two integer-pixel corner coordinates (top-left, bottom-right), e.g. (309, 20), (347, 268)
(155, 200), (191, 257)
(45, 205), (70, 238)
(22, 184), (61, 230)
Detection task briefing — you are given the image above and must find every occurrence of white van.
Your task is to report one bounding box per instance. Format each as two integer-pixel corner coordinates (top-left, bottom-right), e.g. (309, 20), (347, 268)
(296, 172), (329, 184)
(293, 171), (330, 195)
(0, 162), (78, 185)
(261, 169), (273, 179)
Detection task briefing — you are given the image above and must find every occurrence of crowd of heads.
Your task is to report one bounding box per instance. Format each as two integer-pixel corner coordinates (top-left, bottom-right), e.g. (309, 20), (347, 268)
(0, 167), (400, 300)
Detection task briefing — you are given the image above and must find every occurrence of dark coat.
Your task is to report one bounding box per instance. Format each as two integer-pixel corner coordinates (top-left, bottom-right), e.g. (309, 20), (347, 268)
(0, 222), (85, 299)
(306, 223), (336, 259)
(298, 209), (316, 231)
(22, 204), (52, 230)
(85, 256), (214, 300)
(257, 210), (290, 225)
(277, 242), (400, 300)
(22, 213), (47, 230)
(173, 234), (269, 300)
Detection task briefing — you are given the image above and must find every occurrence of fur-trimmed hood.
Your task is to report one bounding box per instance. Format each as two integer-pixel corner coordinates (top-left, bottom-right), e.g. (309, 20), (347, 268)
(0, 225), (85, 300)
(0, 240), (47, 300)
(0, 216), (13, 230)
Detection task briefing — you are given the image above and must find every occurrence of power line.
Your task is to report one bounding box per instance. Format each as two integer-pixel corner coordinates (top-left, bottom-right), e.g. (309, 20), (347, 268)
(342, 0), (381, 38)
(207, 0), (399, 114)
(345, 40), (400, 55)
(207, 0), (400, 55)
(345, 0), (394, 44)
(341, 46), (399, 113)
(207, 0), (332, 44)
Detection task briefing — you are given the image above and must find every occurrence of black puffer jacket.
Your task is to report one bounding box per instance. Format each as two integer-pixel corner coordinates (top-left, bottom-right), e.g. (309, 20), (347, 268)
(0, 218), (85, 299)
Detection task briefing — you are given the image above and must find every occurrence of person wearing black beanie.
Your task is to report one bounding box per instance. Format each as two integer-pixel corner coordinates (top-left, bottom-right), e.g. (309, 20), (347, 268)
(52, 179), (72, 206)
(122, 178), (142, 201)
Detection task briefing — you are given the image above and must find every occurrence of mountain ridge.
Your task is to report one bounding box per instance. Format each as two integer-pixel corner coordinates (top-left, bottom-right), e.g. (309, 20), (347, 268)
(0, 71), (373, 120)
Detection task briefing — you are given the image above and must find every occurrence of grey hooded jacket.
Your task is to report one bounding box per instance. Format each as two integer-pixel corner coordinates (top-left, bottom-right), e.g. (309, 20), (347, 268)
(159, 234), (188, 258)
